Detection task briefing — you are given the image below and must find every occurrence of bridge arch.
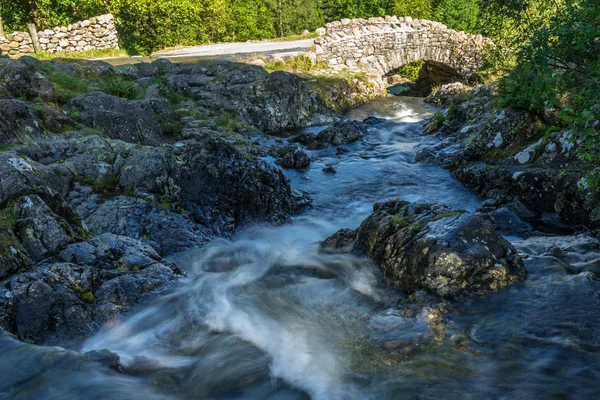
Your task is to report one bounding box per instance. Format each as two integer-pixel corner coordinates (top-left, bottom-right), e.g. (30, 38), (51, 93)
(312, 16), (491, 82)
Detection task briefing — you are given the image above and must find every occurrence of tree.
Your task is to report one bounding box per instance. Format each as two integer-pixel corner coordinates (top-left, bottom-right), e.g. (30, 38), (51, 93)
(266, 0), (323, 37)
(434, 0), (479, 32)
(226, 0), (274, 41)
(394, 0), (433, 19)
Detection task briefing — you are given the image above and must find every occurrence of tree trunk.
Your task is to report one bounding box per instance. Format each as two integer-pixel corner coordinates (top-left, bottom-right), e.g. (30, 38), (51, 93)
(0, 17), (5, 37)
(27, 23), (42, 53)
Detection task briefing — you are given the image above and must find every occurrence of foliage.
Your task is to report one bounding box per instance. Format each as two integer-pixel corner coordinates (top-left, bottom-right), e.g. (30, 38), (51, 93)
(109, 0), (228, 55)
(434, 0), (479, 33)
(225, 0), (274, 41)
(0, 0), (104, 31)
(394, 0), (432, 19)
(266, 0), (324, 38)
(498, 0), (600, 198)
(391, 60), (424, 80)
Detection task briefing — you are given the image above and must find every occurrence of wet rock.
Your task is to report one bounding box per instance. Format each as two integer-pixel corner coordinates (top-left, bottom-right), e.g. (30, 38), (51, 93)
(0, 233), (181, 344)
(513, 233), (600, 275)
(291, 190), (313, 214)
(294, 120), (369, 150)
(488, 207), (533, 235)
(271, 145), (311, 169)
(322, 201), (526, 296)
(322, 164), (337, 173)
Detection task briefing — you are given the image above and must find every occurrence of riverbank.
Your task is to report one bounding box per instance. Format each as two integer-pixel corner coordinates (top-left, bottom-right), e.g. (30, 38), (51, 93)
(0, 56), (598, 399)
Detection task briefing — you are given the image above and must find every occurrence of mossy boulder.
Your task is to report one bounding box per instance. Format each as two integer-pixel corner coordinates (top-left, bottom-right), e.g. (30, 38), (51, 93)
(322, 201), (526, 296)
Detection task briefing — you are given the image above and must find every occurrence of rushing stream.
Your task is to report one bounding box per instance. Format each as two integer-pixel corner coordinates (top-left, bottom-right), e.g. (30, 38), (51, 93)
(2, 97), (599, 399)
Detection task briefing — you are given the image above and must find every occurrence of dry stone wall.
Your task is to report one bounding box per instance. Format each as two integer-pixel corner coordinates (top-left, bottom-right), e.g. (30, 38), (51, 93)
(0, 14), (118, 58)
(312, 16), (491, 80)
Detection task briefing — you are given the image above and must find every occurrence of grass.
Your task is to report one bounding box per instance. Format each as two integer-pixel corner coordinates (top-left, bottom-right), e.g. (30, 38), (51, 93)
(45, 69), (89, 104)
(215, 112), (248, 133)
(100, 77), (140, 100)
(268, 32), (318, 42)
(31, 48), (128, 61)
(261, 55), (328, 73)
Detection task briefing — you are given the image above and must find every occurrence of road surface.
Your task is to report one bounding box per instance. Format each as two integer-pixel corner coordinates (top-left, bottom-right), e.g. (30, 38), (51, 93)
(104, 38), (315, 66)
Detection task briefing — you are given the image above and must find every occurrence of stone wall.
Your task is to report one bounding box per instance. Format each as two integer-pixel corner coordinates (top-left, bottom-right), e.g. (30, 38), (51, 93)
(0, 14), (119, 58)
(312, 16), (492, 80)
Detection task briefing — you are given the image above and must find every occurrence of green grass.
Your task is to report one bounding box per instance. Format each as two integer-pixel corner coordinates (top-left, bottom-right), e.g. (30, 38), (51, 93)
(31, 48), (128, 61)
(100, 77), (140, 100)
(46, 70), (89, 104)
(268, 32), (318, 42)
(263, 55), (327, 73)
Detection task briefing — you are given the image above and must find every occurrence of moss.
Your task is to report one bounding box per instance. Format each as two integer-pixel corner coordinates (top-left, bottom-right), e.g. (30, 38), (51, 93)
(80, 292), (94, 304)
(431, 211), (467, 222)
(0, 202), (18, 256)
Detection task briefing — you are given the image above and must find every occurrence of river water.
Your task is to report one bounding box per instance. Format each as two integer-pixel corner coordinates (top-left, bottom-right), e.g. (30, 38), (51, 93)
(1, 97), (599, 399)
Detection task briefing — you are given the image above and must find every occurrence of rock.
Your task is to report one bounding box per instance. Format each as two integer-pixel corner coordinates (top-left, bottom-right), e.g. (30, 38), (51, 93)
(321, 201), (526, 296)
(0, 233), (180, 344)
(291, 190), (313, 214)
(425, 82), (470, 107)
(322, 164), (336, 173)
(271, 145), (311, 169)
(250, 59), (266, 68)
(513, 233), (600, 275)
(0, 234), (179, 343)
(67, 92), (173, 145)
(80, 195), (213, 256)
(294, 119), (369, 150)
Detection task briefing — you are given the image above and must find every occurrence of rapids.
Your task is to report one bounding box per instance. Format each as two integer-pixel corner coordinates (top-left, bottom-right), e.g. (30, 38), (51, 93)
(1, 97), (599, 399)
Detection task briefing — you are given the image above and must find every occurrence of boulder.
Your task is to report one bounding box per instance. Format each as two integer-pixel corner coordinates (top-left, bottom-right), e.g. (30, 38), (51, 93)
(322, 201), (526, 296)
(0, 233), (180, 344)
(67, 92), (173, 145)
(271, 145), (311, 169)
(293, 120), (369, 150)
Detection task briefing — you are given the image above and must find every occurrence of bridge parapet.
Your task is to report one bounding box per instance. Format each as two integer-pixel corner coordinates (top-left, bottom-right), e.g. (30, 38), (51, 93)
(312, 16), (492, 80)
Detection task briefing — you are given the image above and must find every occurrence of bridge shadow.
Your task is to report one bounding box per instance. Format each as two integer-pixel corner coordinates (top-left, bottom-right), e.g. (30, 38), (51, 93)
(386, 60), (464, 97)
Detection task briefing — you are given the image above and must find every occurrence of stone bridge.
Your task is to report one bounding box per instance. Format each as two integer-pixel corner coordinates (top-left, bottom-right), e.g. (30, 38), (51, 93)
(311, 16), (491, 81)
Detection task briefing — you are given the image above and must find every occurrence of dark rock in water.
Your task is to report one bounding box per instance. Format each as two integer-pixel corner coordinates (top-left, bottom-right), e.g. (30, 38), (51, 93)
(271, 145), (311, 169)
(0, 233), (180, 344)
(336, 146), (349, 155)
(294, 120), (369, 150)
(322, 201), (526, 296)
(489, 207), (534, 235)
(67, 92), (174, 146)
(291, 190), (313, 214)
(513, 233), (600, 275)
(322, 164), (337, 173)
